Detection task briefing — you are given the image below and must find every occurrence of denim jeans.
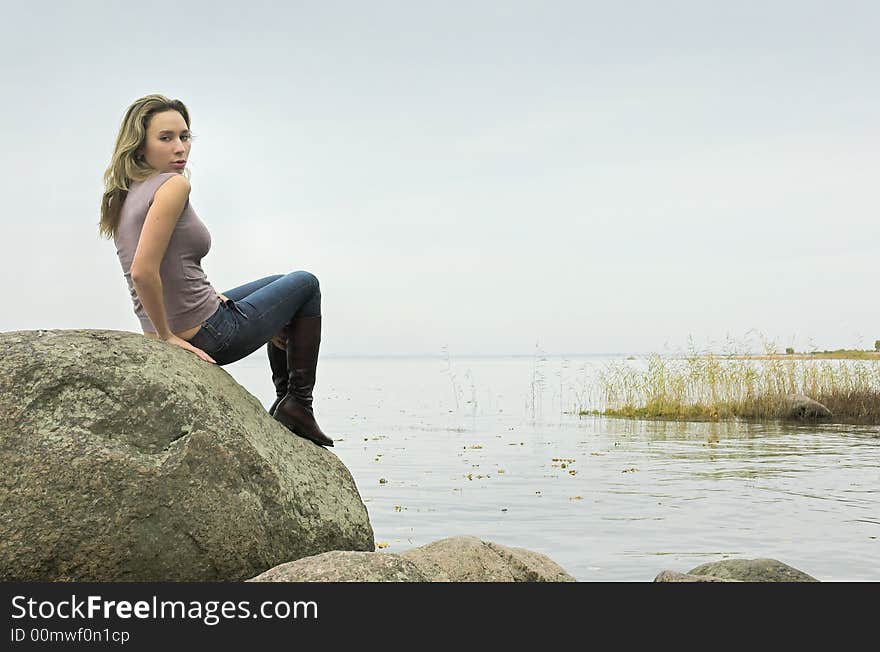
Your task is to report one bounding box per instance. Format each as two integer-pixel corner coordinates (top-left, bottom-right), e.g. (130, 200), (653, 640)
(187, 271), (321, 366)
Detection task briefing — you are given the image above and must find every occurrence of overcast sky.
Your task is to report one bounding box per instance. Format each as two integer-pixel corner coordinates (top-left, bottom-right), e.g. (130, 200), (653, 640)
(1, 1), (877, 356)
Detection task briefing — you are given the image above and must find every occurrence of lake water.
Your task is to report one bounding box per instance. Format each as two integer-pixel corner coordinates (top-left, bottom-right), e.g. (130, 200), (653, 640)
(224, 352), (880, 582)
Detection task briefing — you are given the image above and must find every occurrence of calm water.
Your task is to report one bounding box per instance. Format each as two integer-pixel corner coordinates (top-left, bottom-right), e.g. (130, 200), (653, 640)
(224, 353), (880, 582)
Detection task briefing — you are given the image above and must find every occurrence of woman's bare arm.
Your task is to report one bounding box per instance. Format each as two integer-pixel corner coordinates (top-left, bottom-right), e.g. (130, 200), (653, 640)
(130, 175), (191, 340)
(132, 271), (173, 339)
(129, 175), (216, 364)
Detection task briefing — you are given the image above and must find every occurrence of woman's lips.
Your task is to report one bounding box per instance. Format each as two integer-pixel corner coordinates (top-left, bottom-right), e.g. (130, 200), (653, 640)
(172, 161), (186, 167)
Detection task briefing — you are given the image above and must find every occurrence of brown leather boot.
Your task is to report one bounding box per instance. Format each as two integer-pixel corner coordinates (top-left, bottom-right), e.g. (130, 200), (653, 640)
(267, 340), (288, 415)
(273, 316), (334, 447)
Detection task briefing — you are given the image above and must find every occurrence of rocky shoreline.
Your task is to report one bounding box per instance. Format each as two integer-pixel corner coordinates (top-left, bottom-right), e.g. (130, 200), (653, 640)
(0, 330), (825, 582)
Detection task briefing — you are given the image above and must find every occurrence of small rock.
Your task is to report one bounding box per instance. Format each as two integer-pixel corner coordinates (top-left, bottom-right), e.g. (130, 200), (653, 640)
(687, 558), (818, 582)
(783, 394), (832, 420)
(248, 551), (427, 582)
(654, 571), (739, 582)
(400, 536), (576, 582)
(249, 536), (576, 582)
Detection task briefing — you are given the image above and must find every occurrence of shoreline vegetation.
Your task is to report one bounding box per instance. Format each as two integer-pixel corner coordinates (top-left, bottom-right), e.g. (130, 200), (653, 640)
(580, 342), (880, 425)
(729, 349), (880, 361)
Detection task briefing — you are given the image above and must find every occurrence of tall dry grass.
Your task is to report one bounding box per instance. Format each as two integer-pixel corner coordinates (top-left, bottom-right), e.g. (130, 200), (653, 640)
(583, 340), (880, 423)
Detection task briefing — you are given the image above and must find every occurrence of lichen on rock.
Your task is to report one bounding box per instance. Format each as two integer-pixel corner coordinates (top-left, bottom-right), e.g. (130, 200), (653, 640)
(0, 329), (374, 581)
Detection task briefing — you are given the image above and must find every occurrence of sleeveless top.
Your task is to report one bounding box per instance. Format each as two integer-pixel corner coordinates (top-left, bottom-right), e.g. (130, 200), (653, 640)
(113, 172), (220, 333)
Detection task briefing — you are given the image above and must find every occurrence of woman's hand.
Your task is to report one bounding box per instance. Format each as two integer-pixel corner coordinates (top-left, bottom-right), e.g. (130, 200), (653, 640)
(217, 293), (229, 302)
(164, 334), (217, 364)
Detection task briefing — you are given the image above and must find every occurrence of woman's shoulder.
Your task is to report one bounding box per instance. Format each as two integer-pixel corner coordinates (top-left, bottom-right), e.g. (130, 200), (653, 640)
(133, 171), (191, 197)
(147, 171), (189, 185)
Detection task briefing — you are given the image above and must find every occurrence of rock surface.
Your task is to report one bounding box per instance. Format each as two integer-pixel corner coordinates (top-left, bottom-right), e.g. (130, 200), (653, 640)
(0, 329), (374, 581)
(653, 571), (739, 582)
(783, 394), (832, 419)
(249, 536), (577, 582)
(249, 551), (429, 582)
(401, 535), (575, 582)
(685, 558), (818, 582)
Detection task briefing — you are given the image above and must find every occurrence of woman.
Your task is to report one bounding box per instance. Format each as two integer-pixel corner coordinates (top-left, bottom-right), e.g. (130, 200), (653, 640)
(98, 94), (333, 447)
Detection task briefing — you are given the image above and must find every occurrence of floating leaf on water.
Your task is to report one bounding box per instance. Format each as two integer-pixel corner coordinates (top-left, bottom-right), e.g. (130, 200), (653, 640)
(568, 469), (577, 476)
(376, 542), (390, 549)
(468, 444), (483, 449)
(379, 477), (387, 484)
(497, 469), (506, 474)
(622, 467), (638, 473)
(569, 496), (583, 501)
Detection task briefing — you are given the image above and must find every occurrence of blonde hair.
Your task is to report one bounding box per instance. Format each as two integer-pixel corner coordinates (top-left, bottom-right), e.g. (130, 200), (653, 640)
(98, 94), (194, 240)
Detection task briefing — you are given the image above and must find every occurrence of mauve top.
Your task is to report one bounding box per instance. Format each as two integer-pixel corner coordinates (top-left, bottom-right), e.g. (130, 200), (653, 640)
(114, 172), (220, 333)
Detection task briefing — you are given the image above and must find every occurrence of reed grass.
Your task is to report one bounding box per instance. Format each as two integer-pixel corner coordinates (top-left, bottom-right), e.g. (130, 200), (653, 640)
(582, 342), (880, 424)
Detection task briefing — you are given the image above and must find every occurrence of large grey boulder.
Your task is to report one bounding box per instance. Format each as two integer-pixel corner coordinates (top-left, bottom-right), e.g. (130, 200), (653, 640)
(249, 536), (576, 582)
(0, 329), (374, 581)
(686, 558), (818, 582)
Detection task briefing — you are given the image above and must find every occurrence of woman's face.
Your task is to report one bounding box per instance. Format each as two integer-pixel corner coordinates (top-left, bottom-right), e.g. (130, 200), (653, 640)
(138, 109), (191, 174)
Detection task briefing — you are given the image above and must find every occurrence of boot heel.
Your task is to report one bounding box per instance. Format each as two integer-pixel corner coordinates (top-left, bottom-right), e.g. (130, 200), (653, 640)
(273, 397), (334, 447)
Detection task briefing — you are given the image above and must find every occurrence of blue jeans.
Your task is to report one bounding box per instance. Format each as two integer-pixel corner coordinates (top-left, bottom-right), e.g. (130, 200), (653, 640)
(187, 271), (321, 366)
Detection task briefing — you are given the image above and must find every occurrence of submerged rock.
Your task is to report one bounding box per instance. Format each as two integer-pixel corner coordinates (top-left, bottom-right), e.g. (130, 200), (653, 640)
(654, 571), (739, 582)
(249, 536), (577, 582)
(0, 329), (374, 581)
(783, 394), (832, 420)
(678, 558), (818, 582)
